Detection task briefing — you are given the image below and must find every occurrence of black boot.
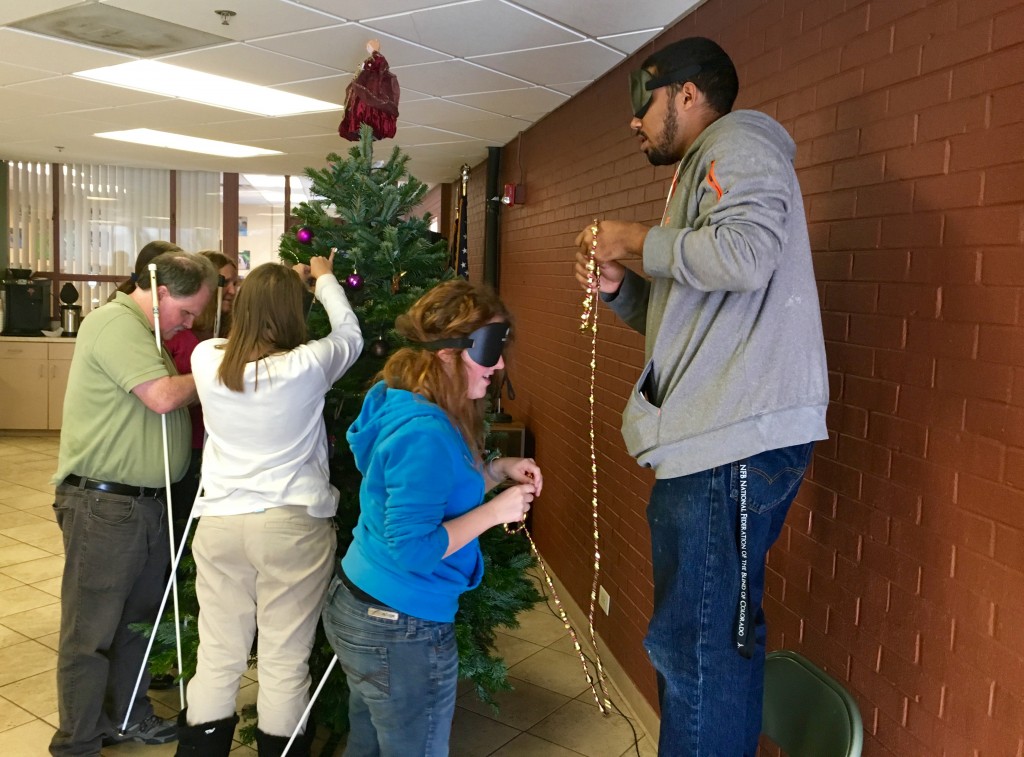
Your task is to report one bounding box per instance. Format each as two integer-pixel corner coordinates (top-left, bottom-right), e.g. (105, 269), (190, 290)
(255, 721), (315, 757)
(174, 708), (239, 757)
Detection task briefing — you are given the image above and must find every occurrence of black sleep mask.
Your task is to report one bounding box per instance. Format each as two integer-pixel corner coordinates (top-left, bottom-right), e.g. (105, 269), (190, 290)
(423, 322), (509, 368)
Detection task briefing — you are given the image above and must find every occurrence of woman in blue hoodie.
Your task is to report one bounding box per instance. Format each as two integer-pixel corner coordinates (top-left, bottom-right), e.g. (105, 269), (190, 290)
(322, 279), (542, 756)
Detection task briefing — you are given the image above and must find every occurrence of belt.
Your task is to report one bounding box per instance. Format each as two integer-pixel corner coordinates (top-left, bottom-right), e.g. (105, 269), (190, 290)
(336, 563), (389, 607)
(63, 475), (164, 498)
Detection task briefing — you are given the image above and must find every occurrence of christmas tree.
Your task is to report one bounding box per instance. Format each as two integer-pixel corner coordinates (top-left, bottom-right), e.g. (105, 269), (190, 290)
(148, 125), (540, 748)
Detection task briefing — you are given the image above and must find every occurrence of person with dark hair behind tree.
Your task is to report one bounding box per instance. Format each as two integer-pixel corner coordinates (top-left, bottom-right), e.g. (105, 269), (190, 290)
(108, 240), (184, 301)
(322, 279), (543, 756)
(573, 37), (829, 755)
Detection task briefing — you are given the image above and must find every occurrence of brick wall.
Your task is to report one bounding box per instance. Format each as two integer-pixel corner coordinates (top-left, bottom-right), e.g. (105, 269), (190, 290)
(450, 0), (1024, 754)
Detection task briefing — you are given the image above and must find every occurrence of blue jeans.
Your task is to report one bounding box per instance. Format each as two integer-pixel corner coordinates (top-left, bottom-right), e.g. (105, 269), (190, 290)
(644, 443), (814, 757)
(49, 482), (169, 756)
(321, 575), (458, 757)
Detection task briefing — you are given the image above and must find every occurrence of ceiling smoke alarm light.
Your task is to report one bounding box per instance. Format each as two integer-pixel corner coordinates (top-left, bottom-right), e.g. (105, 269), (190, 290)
(215, 10), (236, 26)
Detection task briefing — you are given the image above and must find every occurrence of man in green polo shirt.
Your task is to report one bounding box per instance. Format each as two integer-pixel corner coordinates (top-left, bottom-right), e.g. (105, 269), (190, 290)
(50, 249), (217, 757)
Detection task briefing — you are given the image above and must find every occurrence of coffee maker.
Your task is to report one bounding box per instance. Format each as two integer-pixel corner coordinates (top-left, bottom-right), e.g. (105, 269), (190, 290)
(1, 268), (51, 336)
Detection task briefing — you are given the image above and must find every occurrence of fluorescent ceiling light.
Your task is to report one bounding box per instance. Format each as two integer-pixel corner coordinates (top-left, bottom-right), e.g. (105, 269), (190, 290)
(75, 61), (341, 117)
(96, 129), (282, 158)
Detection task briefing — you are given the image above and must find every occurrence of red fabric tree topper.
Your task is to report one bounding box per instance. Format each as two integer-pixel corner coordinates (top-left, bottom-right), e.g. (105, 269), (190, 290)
(339, 48), (400, 141)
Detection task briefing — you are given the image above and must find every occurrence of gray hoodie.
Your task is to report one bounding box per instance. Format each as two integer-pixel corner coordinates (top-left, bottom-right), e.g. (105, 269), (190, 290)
(606, 109), (829, 478)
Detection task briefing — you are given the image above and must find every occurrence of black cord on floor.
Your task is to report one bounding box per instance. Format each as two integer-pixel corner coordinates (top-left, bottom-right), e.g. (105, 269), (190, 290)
(528, 569), (642, 757)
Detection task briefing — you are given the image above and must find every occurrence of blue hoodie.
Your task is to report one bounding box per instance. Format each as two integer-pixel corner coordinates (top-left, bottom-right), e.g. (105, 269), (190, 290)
(341, 381), (485, 622)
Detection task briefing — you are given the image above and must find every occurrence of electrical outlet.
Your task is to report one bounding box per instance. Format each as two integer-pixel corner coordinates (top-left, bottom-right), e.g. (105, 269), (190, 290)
(598, 585), (611, 615)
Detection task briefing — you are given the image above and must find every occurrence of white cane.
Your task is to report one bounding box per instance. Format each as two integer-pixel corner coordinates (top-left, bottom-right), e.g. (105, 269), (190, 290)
(281, 655), (338, 756)
(120, 263), (187, 733)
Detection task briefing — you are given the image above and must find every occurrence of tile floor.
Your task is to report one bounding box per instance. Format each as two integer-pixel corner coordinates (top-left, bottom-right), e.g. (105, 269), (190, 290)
(0, 434), (655, 756)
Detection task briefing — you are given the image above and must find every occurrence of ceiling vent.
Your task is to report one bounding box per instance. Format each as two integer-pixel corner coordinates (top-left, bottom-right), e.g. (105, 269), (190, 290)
(10, 4), (229, 57)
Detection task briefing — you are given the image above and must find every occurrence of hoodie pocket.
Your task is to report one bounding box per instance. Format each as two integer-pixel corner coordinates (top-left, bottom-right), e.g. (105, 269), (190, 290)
(621, 360), (661, 460)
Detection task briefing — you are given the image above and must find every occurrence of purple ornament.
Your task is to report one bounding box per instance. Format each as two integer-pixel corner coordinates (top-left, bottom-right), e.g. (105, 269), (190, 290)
(346, 272), (364, 290)
(296, 226), (314, 245)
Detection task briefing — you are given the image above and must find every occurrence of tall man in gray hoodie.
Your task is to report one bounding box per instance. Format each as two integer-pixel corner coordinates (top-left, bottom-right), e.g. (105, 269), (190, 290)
(574, 37), (829, 755)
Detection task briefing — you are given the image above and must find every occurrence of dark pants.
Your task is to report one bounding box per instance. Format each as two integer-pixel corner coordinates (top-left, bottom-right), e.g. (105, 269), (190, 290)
(49, 482), (170, 756)
(644, 443), (814, 757)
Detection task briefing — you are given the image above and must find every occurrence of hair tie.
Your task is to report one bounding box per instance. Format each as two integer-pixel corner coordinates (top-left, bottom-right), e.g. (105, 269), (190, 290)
(129, 272), (139, 283)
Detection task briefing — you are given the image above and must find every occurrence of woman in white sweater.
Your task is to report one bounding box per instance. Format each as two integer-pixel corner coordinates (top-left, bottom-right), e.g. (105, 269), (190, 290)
(177, 253), (362, 757)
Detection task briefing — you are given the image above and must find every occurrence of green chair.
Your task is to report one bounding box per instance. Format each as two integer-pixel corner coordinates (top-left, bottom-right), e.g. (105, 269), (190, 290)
(761, 650), (863, 757)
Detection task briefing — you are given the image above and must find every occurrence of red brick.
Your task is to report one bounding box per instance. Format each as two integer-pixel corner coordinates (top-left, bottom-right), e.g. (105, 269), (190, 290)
(857, 181), (914, 216)
(862, 45), (922, 93)
(906, 318), (978, 360)
(887, 142), (950, 180)
(892, 1), (958, 51)
(875, 348), (936, 387)
(897, 384), (967, 429)
(815, 68), (865, 108)
(849, 312), (907, 349)
(830, 217), (881, 250)
(917, 96), (988, 143)
(965, 399), (1024, 450)
(920, 19), (994, 74)
(832, 154), (886, 189)
(912, 171), (983, 212)
(880, 212), (944, 249)
(808, 187), (858, 221)
(983, 165), (1024, 206)
(793, 106), (838, 142)
(991, 82), (1024, 128)
(859, 114), (916, 154)
(977, 324), (1024, 367)
(942, 283), (1020, 325)
(846, 374), (900, 413)
(867, 412), (929, 457)
(837, 89), (888, 129)
(926, 426), (1007, 484)
(906, 248), (980, 285)
(812, 249), (853, 279)
(810, 127), (861, 164)
(951, 44), (1024, 98)
(840, 26), (894, 71)
(992, 1), (1024, 48)
(936, 355), (1014, 403)
(877, 283), (939, 318)
(837, 433), (892, 477)
(888, 71), (953, 117)
(823, 280), (877, 312)
(865, 0), (931, 30)
(945, 206), (1023, 247)
(851, 249), (909, 281)
(994, 522), (1024, 570)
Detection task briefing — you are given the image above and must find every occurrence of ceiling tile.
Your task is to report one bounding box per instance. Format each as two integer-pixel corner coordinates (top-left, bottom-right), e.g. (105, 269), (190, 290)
(599, 29), (664, 55)
(448, 87), (568, 117)
(441, 117), (534, 143)
(397, 98), (494, 127)
(7, 77), (169, 108)
(0, 29), (131, 74)
(0, 1), (81, 26)
(301, 0), (455, 20)
(102, 0), (346, 40)
(363, 0), (581, 59)
(250, 23), (450, 71)
(511, 0), (700, 38)
(160, 43), (344, 88)
(469, 41), (623, 85)
(0, 61), (54, 87)
(392, 59), (527, 97)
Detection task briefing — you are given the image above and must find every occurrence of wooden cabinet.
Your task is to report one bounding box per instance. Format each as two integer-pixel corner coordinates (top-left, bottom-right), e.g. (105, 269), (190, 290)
(0, 340), (76, 430)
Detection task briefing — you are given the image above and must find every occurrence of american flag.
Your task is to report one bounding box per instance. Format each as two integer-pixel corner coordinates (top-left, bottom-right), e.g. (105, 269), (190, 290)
(450, 165), (469, 279)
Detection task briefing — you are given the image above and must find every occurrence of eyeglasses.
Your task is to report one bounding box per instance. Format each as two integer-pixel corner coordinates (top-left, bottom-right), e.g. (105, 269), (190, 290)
(629, 63), (702, 119)
(424, 322), (510, 368)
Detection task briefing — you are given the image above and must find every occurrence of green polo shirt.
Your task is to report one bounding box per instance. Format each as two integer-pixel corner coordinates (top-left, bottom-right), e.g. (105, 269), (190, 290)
(54, 292), (190, 488)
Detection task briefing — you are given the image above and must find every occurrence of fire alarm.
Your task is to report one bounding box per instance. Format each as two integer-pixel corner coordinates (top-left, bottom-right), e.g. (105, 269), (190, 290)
(501, 183), (525, 206)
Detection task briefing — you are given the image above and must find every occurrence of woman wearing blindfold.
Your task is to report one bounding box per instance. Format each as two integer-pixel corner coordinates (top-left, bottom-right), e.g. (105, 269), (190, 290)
(322, 279), (542, 756)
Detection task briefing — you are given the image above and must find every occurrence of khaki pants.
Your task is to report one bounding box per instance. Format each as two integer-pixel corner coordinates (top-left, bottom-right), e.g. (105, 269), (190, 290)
(186, 506), (336, 735)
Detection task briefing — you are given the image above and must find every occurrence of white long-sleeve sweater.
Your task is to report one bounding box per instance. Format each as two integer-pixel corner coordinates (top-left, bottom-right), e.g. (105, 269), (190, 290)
(191, 274), (363, 517)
